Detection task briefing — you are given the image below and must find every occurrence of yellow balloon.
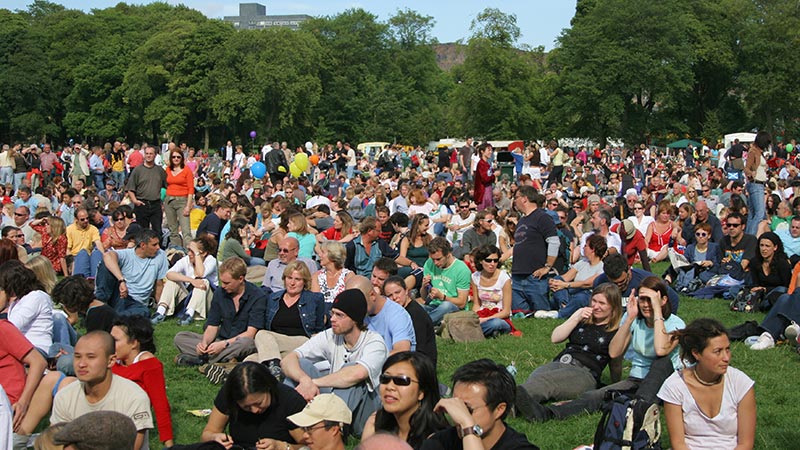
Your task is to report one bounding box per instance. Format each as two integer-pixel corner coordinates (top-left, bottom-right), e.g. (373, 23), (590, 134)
(277, 165), (287, 173)
(295, 153), (309, 172)
(289, 162), (302, 178)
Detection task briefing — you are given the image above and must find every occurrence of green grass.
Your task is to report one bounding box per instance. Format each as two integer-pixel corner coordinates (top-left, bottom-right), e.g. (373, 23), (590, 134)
(151, 269), (800, 449)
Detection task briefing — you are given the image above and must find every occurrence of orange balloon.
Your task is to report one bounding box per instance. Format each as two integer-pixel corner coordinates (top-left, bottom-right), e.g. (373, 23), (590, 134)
(310, 154), (320, 165)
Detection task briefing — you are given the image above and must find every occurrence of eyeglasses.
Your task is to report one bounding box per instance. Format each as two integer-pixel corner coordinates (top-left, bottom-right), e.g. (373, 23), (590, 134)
(702, 189), (710, 192)
(483, 258), (500, 263)
(77, 217), (89, 222)
(634, 207), (643, 210)
(727, 222), (742, 228)
(459, 205), (469, 209)
(379, 374), (418, 386)
(171, 155), (182, 160)
(13, 212), (27, 216)
(695, 232), (708, 237)
(300, 423), (328, 434)
(278, 248), (295, 253)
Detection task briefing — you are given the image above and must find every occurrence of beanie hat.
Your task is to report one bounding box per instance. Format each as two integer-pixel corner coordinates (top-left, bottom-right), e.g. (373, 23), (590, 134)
(332, 289), (368, 325)
(53, 411), (137, 450)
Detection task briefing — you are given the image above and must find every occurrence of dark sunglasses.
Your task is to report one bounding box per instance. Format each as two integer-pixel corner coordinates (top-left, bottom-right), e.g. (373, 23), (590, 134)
(695, 232), (708, 237)
(483, 258), (500, 263)
(379, 374), (418, 386)
(278, 248), (294, 253)
(727, 223), (742, 228)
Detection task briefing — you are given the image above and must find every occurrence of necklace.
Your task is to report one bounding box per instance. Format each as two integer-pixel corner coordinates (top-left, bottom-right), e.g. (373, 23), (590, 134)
(692, 367), (722, 386)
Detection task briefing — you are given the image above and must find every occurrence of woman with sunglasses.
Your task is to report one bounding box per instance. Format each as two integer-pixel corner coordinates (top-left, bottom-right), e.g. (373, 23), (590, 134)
(658, 318), (756, 450)
(165, 149), (194, 248)
(101, 208), (132, 251)
(362, 352), (447, 449)
(471, 245), (513, 337)
(200, 362), (306, 450)
(665, 222), (721, 288)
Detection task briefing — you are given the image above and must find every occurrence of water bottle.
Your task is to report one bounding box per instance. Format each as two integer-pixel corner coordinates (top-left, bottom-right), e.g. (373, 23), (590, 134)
(506, 361), (517, 378)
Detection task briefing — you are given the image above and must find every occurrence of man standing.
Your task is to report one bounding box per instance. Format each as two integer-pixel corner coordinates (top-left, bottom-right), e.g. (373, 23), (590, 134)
(420, 359), (539, 450)
(97, 228), (168, 317)
(281, 289), (387, 437)
(266, 141), (289, 185)
(51, 331), (153, 450)
(126, 145), (166, 233)
(39, 143), (59, 183)
(421, 237), (471, 326)
(459, 138), (474, 182)
(511, 186), (559, 314)
(262, 237), (318, 293)
(224, 140), (234, 162)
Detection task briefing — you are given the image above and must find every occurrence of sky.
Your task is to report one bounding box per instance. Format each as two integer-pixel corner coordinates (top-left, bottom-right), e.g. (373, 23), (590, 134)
(4, 0), (577, 50)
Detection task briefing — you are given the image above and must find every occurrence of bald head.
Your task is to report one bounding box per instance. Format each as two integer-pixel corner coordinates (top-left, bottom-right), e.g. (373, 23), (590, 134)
(346, 275), (373, 301)
(356, 433), (413, 450)
(278, 237), (300, 263)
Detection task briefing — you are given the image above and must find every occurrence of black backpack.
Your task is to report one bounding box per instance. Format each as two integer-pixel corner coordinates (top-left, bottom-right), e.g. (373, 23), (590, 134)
(594, 393), (662, 450)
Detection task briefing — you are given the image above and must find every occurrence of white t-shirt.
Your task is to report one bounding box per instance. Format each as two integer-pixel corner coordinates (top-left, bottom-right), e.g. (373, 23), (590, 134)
(168, 254), (219, 287)
(294, 329), (387, 391)
(658, 367), (754, 450)
(629, 215), (655, 236)
(446, 213), (475, 243)
(7, 290), (53, 352)
(579, 231), (623, 259)
(471, 270), (510, 310)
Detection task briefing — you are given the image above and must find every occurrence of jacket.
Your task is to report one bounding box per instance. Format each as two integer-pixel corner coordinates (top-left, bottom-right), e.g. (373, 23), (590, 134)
(265, 289), (326, 336)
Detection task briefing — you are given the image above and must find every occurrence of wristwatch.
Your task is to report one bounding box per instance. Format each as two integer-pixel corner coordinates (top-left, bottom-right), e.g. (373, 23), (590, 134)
(457, 424), (483, 439)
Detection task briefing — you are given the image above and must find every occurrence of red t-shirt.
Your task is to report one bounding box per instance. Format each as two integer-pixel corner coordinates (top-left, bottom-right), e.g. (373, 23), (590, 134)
(127, 150), (144, 169)
(611, 224), (647, 265)
(0, 320), (35, 404)
(112, 358), (174, 442)
(322, 227), (343, 241)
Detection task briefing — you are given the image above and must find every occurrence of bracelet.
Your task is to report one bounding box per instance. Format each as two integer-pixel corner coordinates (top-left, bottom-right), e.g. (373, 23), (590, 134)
(654, 317), (665, 322)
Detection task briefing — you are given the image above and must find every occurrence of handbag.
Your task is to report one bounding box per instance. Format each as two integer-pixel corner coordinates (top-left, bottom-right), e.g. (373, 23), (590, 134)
(730, 288), (764, 313)
(440, 311), (484, 343)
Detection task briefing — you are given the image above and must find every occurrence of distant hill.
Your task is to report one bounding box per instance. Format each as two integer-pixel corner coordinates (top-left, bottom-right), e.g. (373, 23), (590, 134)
(433, 43), (466, 71)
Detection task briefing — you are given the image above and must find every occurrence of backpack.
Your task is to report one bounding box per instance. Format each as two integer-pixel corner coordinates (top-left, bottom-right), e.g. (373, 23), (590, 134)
(553, 227), (572, 274)
(439, 311), (485, 343)
(593, 393), (662, 450)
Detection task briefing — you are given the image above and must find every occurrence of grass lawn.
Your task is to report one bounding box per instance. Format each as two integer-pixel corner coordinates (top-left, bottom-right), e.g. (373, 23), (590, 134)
(152, 275), (800, 449)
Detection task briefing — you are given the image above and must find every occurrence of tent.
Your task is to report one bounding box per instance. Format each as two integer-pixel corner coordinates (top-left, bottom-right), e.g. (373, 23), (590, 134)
(724, 132), (756, 149)
(666, 138), (703, 149)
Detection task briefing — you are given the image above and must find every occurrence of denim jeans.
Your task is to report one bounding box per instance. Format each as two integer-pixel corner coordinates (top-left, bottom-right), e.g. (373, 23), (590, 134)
(92, 172), (105, 191)
(423, 301), (460, 326)
(552, 285), (591, 319)
(13, 172), (26, 191)
(94, 261), (149, 317)
(760, 290), (800, 338)
(0, 167), (13, 185)
(511, 274), (553, 312)
(746, 181), (766, 236)
(480, 318), (511, 336)
(73, 249), (103, 278)
(111, 170), (126, 189)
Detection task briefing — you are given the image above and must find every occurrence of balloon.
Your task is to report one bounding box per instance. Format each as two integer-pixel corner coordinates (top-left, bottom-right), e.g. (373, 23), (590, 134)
(294, 152), (309, 171)
(278, 165), (287, 173)
(249, 131), (257, 139)
(788, 143), (794, 153)
(289, 162), (302, 178)
(310, 154), (320, 165)
(305, 141), (313, 151)
(250, 162), (266, 179)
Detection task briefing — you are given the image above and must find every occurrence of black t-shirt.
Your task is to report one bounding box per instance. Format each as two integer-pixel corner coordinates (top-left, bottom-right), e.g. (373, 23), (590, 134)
(420, 424), (539, 450)
(214, 383), (306, 448)
(720, 234), (758, 265)
(511, 208), (557, 275)
(84, 303), (117, 332)
(555, 323), (617, 384)
(271, 296), (306, 337)
(406, 300), (437, 368)
(197, 213), (225, 240)
(438, 149), (451, 168)
(728, 143), (744, 159)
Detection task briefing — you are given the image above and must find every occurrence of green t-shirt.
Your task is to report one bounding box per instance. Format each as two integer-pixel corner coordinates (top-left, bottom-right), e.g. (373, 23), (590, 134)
(423, 257), (472, 307)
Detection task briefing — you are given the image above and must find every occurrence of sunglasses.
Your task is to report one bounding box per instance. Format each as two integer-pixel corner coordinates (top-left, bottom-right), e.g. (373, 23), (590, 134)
(483, 258), (500, 263)
(634, 207), (643, 210)
(278, 248), (295, 253)
(14, 212), (27, 216)
(171, 155), (182, 160)
(727, 223), (742, 228)
(379, 374), (418, 386)
(695, 232), (708, 237)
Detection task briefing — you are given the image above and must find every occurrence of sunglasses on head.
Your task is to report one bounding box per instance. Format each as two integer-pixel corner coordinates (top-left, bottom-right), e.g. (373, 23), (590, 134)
(379, 374), (418, 386)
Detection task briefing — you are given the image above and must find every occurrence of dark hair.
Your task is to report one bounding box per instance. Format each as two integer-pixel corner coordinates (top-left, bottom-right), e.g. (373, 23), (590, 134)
(388, 212), (408, 228)
(374, 352), (447, 447)
(382, 275), (407, 295)
(517, 185), (539, 203)
(194, 234), (218, 255)
(0, 238), (19, 265)
(638, 276), (672, 320)
(671, 318), (729, 364)
(0, 260), (44, 299)
(753, 231), (788, 275)
(426, 236), (452, 256)
(223, 362), (280, 423)
(373, 257), (398, 276)
(51, 276), (95, 314)
(473, 245), (501, 272)
(1, 226), (19, 238)
(586, 233), (608, 259)
(134, 228), (160, 247)
(226, 217), (249, 243)
(451, 359), (515, 420)
(408, 214), (432, 247)
(726, 211), (744, 224)
(754, 130), (771, 151)
(113, 315), (156, 353)
(602, 253), (629, 280)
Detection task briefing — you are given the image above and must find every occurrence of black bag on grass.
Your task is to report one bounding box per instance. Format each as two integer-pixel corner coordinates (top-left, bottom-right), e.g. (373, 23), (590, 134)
(593, 393), (662, 450)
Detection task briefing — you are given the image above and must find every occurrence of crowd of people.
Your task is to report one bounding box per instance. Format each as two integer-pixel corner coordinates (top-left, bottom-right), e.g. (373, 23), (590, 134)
(4, 132), (798, 449)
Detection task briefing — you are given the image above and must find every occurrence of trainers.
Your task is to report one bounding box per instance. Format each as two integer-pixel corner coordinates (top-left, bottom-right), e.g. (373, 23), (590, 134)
(263, 359), (284, 382)
(744, 335), (760, 347)
(749, 332), (775, 350)
(533, 310), (559, 319)
(178, 313), (193, 326)
(150, 313), (165, 325)
(203, 363), (230, 385)
(515, 386), (551, 422)
(174, 354), (204, 367)
(784, 322), (800, 344)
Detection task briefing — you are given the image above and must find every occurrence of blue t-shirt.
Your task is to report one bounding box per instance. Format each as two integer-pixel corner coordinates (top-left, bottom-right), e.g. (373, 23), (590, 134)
(623, 312), (685, 379)
(287, 232), (317, 259)
(116, 248), (169, 303)
(365, 299), (416, 352)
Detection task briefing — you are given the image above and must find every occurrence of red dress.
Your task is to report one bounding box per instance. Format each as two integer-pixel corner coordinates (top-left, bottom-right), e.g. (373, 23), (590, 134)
(112, 357), (174, 442)
(473, 159), (495, 210)
(31, 223), (67, 273)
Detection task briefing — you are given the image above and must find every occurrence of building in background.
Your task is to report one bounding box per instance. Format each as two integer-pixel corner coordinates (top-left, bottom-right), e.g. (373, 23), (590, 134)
(223, 3), (312, 30)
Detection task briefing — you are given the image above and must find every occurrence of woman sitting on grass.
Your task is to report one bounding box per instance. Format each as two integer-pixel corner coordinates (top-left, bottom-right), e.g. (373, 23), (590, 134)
(658, 318), (756, 450)
(470, 245), (513, 337)
(541, 234), (607, 319)
(516, 283), (622, 419)
(111, 315), (174, 448)
(361, 351), (447, 449)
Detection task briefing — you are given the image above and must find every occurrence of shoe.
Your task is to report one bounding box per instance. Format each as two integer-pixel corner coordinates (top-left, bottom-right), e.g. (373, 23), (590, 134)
(749, 332), (775, 350)
(512, 312), (527, 320)
(744, 335), (760, 347)
(174, 354), (204, 367)
(178, 313), (193, 326)
(784, 322), (800, 344)
(533, 310), (559, 319)
(263, 358), (284, 382)
(150, 313), (165, 325)
(203, 363), (229, 385)
(515, 386), (551, 422)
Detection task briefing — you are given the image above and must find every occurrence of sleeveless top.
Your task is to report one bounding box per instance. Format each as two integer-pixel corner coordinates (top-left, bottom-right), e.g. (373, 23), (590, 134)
(648, 222), (673, 252)
(317, 268), (352, 304)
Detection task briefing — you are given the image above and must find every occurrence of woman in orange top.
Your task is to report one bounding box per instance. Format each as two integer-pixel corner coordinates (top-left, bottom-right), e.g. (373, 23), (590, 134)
(165, 150), (194, 248)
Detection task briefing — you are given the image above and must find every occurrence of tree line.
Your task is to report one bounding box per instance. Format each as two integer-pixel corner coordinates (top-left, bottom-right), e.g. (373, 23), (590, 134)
(0, 0), (797, 150)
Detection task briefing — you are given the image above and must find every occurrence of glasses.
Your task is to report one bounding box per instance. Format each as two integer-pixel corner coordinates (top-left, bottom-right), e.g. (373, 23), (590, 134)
(171, 155), (182, 160)
(634, 207), (643, 210)
(113, 215), (124, 221)
(483, 258), (500, 263)
(278, 248), (295, 253)
(727, 222), (742, 228)
(14, 212), (27, 217)
(379, 374), (418, 386)
(702, 189), (710, 192)
(695, 232), (708, 237)
(459, 205), (469, 209)
(77, 217), (88, 222)
(300, 423), (328, 434)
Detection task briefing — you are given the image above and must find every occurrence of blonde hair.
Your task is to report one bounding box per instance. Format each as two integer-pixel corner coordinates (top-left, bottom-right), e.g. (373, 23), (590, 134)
(287, 212), (309, 235)
(283, 260), (311, 289)
(26, 255), (57, 294)
(319, 241), (346, 269)
(48, 216), (66, 241)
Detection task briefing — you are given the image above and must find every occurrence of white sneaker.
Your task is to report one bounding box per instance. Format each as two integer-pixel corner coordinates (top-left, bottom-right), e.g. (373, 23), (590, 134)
(533, 310), (559, 319)
(750, 332), (775, 350)
(785, 322), (800, 344)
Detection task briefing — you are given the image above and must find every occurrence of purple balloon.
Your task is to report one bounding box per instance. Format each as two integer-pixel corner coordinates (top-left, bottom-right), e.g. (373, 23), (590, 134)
(249, 131), (257, 139)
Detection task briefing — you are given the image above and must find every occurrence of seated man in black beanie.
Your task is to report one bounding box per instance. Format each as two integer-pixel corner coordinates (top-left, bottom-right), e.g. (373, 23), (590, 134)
(281, 289), (388, 438)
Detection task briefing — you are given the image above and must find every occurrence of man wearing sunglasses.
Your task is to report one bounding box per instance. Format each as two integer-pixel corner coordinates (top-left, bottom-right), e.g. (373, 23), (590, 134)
(445, 200), (475, 245)
(719, 211), (757, 271)
(282, 289), (387, 437)
(262, 237), (318, 294)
